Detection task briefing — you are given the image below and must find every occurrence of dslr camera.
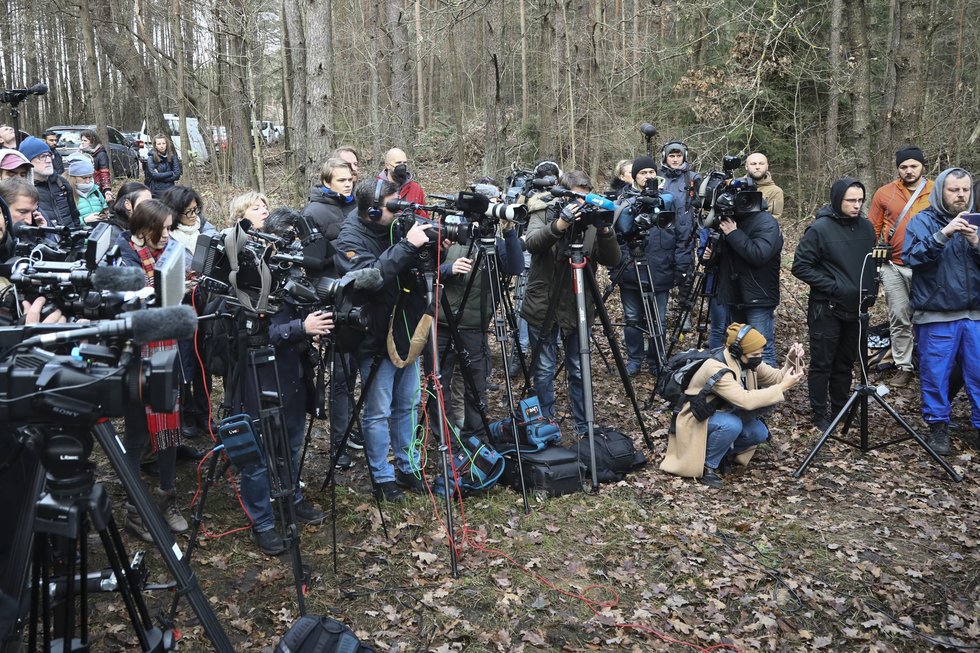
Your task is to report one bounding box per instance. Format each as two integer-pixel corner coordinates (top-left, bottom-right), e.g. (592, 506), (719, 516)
(694, 156), (765, 228)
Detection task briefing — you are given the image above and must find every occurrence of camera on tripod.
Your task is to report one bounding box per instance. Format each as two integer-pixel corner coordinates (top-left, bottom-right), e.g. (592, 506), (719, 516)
(694, 155), (765, 228)
(619, 179), (677, 240)
(548, 186), (615, 230)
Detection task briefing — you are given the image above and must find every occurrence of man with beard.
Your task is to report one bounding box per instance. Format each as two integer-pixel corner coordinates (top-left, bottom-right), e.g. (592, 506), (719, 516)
(19, 135), (80, 228)
(792, 178), (876, 433)
(744, 152), (784, 220)
(902, 168), (980, 455)
(868, 146), (934, 388)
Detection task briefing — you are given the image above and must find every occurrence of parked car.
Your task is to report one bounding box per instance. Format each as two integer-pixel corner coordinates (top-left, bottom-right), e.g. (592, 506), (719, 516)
(209, 125), (228, 151)
(253, 120), (282, 145)
(46, 125), (141, 179)
(138, 114), (210, 162)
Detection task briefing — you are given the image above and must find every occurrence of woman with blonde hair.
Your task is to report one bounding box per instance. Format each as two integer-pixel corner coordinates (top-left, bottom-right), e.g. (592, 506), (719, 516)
(229, 191), (270, 229)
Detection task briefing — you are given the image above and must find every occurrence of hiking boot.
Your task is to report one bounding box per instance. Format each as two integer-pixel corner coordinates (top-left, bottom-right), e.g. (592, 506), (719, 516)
(812, 412), (832, 434)
(395, 468), (426, 494)
(487, 381), (500, 392)
(506, 351), (523, 377)
(347, 430), (365, 451)
(626, 362), (641, 377)
(891, 370), (913, 388)
(293, 500), (325, 526)
(181, 423), (199, 440)
(250, 528), (286, 555)
(125, 504), (154, 543)
(156, 488), (188, 533)
(928, 422), (951, 455)
(697, 467), (724, 489)
(140, 460), (160, 477)
(333, 449), (352, 470)
(373, 481), (406, 503)
(717, 455), (734, 475)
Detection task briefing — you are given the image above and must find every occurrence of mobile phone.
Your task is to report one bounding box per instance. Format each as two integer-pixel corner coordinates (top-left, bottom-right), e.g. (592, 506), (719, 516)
(963, 213), (980, 227)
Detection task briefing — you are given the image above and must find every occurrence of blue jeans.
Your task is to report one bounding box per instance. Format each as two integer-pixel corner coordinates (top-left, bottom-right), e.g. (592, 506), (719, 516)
(704, 410), (769, 470)
(708, 297), (729, 349)
(528, 322), (586, 434)
(357, 355), (423, 483)
(729, 305), (776, 367)
(916, 319), (980, 428)
(620, 287), (669, 369)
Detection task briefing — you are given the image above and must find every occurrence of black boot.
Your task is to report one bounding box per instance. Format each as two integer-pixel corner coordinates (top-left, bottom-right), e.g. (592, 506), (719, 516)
(928, 422), (951, 455)
(697, 467), (724, 489)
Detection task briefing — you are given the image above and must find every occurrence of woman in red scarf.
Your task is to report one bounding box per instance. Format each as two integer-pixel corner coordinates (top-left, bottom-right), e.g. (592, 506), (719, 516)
(114, 199), (187, 541)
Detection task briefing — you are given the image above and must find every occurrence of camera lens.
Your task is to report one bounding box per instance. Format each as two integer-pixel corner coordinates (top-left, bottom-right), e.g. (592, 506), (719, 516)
(139, 349), (179, 414)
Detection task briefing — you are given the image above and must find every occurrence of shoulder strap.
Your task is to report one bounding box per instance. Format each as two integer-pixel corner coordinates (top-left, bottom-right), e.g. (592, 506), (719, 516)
(886, 179), (927, 243)
(683, 171), (693, 212)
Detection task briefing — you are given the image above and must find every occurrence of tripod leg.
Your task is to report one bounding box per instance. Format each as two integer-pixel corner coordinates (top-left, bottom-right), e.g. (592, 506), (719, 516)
(871, 393), (964, 482)
(571, 259), (600, 493)
(793, 391), (861, 477)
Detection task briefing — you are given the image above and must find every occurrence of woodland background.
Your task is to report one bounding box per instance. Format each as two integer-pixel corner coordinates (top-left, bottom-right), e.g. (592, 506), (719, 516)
(3, 0), (980, 212)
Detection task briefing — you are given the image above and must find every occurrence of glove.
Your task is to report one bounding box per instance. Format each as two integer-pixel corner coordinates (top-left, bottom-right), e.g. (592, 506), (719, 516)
(674, 271), (688, 289)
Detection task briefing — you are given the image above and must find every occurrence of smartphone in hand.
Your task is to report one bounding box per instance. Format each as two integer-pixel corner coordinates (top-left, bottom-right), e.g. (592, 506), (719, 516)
(962, 213), (980, 228)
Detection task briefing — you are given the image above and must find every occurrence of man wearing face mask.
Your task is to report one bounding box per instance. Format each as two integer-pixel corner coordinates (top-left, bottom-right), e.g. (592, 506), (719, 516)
(378, 148), (426, 215)
(660, 323), (805, 489)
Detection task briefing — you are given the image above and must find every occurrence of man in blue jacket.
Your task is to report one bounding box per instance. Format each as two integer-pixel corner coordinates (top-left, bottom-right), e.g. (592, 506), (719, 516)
(902, 168), (980, 455)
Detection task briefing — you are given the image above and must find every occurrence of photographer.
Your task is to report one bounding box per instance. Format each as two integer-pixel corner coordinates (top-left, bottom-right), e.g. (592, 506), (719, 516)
(702, 182), (783, 366)
(613, 156), (681, 376)
(902, 168), (980, 455)
(230, 207), (333, 555)
(660, 324), (805, 489)
(333, 179), (433, 502)
(791, 178), (875, 433)
(521, 170), (621, 435)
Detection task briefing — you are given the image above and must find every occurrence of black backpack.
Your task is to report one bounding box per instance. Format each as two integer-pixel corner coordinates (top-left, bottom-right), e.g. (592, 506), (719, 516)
(656, 347), (728, 410)
(274, 615), (375, 653)
(570, 428), (647, 483)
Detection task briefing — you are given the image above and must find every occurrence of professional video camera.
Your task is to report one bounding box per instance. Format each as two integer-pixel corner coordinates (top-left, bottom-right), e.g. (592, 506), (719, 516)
(618, 179), (677, 240)
(11, 221), (92, 262)
(694, 155), (765, 228)
(504, 163), (558, 205)
(548, 186), (615, 230)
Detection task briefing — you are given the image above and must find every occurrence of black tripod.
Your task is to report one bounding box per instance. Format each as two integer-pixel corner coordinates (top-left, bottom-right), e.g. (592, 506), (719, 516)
(529, 219), (653, 491)
(793, 256), (963, 482)
(10, 421), (235, 653)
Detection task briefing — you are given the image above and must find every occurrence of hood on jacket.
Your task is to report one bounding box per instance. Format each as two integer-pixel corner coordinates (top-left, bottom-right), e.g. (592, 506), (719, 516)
(929, 167), (973, 217)
(828, 177), (865, 220)
(660, 160), (692, 179)
(0, 147), (34, 184)
(309, 185), (353, 205)
(750, 172), (775, 187)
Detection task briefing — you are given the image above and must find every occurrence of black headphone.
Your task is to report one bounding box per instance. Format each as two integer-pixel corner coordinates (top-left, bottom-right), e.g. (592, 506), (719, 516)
(728, 324), (754, 359)
(661, 141), (690, 167)
(368, 178), (383, 221)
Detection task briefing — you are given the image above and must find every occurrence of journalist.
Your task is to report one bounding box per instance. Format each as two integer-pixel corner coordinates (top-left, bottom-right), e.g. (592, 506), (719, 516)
(660, 324), (804, 489)
(791, 178), (876, 433)
(521, 170), (621, 435)
(333, 179), (433, 501)
(659, 141), (702, 291)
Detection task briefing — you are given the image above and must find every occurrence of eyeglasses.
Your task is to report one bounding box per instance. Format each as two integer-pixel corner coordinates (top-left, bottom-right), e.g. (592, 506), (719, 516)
(842, 198), (864, 204)
(182, 206), (200, 217)
(35, 153), (52, 161)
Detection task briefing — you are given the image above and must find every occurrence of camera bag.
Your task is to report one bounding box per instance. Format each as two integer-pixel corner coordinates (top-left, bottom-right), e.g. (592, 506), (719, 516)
(487, 396), (562, 454)
(569, 428), (647, 483)
(433, 436), (505, 499)
(501, 444), (584, 497)
(217, 414), (264, 472)
(274, 615), (375, 653)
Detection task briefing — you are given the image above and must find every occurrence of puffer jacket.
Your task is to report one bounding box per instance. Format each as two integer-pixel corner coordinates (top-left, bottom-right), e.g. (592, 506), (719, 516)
(302, 186), (353, 241)
(612, 185), (687, 292)
(76, 187), (107, 223)
(147, 154), (182, 197)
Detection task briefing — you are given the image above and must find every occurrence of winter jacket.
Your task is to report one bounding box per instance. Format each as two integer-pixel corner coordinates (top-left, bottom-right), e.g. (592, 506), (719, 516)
(34, 174), (81, 228)
(659, 162), (702, 272)
(438, 226), (524, 330)
(378, 169), (427, 216)
(792, 178), (876, 314)
(88, 146), (111, 195)
(333, 212), (427, 360)
(147, 153), (182, 198)
(661, 348), (786, 479)
(612, 187), (688, 292)
(745, 172), (784, 220)
(114, 231), (144, 269)
(902, 167), (980, 321)
(520, 201), (622, 334)
(868, 176), (933, 265)
(714, 209), (783, 309)
(76, 187), (107, 223)
(302, 186), (353, 241)
(50, 147), (64, 177)
(169, 216), (218, 267)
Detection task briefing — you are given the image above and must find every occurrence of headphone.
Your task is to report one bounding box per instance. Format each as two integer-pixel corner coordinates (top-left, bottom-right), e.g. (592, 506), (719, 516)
(368, 178), (384, 221)
(661, 141), (690, 167)
(728, 324), (754, 359)
(533, 160), (563, 180)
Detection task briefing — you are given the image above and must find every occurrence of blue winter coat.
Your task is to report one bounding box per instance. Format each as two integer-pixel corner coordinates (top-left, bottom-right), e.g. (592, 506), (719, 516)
(612, 194), (688, 292)
(147, 154), (182, 197)
(902, 206), (980, 313)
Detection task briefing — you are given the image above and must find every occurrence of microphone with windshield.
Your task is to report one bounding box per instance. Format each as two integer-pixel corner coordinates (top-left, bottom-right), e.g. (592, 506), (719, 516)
(22, 304), (198, 347)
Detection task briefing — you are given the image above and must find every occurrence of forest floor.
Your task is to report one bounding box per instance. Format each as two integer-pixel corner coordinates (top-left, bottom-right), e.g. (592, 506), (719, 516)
(77, 155), (980, 652)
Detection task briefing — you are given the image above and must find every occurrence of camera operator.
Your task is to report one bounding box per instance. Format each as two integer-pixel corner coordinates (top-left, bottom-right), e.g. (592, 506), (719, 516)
(659, 141), (702, 290)
(521, 170), (621, 436)
(333, 179), (433, 502)
(791, 178), (875, 434)
(702, 185), (783, 367)
(431, 187), (524, 448)
(902, 168), (980, 455)
(229, 207), (333, 555)
(613, 156), (681, 376)
(660, 323), (805, 489)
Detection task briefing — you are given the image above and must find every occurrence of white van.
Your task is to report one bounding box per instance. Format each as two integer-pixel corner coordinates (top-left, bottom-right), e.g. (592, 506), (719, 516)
(139, 114), (210, 162)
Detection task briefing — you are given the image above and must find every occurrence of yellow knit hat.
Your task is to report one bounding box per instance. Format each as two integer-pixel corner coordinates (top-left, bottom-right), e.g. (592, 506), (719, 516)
(725, 323), (766, 354)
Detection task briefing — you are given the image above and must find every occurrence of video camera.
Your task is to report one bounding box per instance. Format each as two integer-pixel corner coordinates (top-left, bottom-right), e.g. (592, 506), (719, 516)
(549, 186), (615, 230)
(694, 156), (765, 228)
(618, 179), (677, 240)
(12, 221), (92, 262)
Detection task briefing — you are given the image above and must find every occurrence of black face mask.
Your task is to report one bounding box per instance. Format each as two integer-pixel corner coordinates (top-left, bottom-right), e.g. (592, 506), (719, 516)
(743, 356), (763, 370)
(391, 164), (409, 185)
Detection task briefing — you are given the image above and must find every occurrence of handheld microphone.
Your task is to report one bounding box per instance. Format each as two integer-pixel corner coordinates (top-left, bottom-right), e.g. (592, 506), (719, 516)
(22, 305), (198, 347)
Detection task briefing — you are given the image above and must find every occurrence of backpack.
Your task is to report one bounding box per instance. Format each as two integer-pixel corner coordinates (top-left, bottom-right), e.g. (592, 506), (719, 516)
(656, 347), (728, 409)
(433, 436), (505, 499)
(569, 428), (647, 483)
(274, 615), (375, 653)
(486, 396), (562, 454)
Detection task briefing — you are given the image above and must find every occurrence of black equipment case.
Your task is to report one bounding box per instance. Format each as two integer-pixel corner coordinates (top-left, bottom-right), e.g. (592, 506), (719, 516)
(501, 444), (584, 497)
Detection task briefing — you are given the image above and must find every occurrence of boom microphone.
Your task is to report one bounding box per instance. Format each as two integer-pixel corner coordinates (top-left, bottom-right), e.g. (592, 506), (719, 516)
(91, 266), (146, 292)
(640, 122), (658, 138)
(341, 267), (383, 292)
(23, 305), (197, 347)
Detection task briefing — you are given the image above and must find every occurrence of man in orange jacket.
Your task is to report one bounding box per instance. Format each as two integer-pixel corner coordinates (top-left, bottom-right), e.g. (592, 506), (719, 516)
(868, 146), (933, 388)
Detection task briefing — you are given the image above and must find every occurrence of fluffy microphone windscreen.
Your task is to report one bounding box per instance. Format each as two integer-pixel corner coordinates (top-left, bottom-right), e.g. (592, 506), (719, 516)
(128, 305), (198, 344)
(92, 266), (147, 292)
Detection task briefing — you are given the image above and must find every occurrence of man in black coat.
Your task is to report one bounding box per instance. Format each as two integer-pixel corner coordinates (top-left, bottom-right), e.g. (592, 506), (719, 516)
(19, 136), (80, 228)
(703, 189), (783, 366)
(792, 178), (876, 432)
(42, 130), (64, 177)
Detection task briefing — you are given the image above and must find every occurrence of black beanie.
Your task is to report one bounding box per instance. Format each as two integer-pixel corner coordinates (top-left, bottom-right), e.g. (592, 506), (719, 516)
(896, 146), (925, 168)
(631, 155), (658, 180)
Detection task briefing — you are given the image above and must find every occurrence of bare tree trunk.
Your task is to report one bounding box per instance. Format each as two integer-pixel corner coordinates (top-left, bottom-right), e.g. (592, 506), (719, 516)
(171, 0), (193, 185)
(825, 0), (842, 173)
(387, 0), (410, 145)
(630, 0), (639, 103)
(284, 0), (307, 197)
(308, 0), (336, 178)
(80, 0), (112, 186)
(368, 0), (382, 157)
(519, 0), (528, 125)
(846, 0), (877, 190)
(227, 0), (257, 187)
(483, 0), (504, 176)
(414, 0), (424, 130)
(891, 0), (929, 147)
(449, 17), (466, 187)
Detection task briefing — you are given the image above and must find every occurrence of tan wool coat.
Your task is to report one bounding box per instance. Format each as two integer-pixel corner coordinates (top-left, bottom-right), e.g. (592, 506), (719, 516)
(660, 349), (786, 479)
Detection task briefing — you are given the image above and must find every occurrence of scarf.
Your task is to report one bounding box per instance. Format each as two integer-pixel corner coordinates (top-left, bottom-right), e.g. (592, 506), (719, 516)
(130, 240), (182, 451)
(170, 216), (202, 253)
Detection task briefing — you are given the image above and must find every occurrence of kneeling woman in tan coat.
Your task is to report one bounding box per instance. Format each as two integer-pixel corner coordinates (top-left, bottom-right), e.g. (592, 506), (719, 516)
(660, 323), (805, 488)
